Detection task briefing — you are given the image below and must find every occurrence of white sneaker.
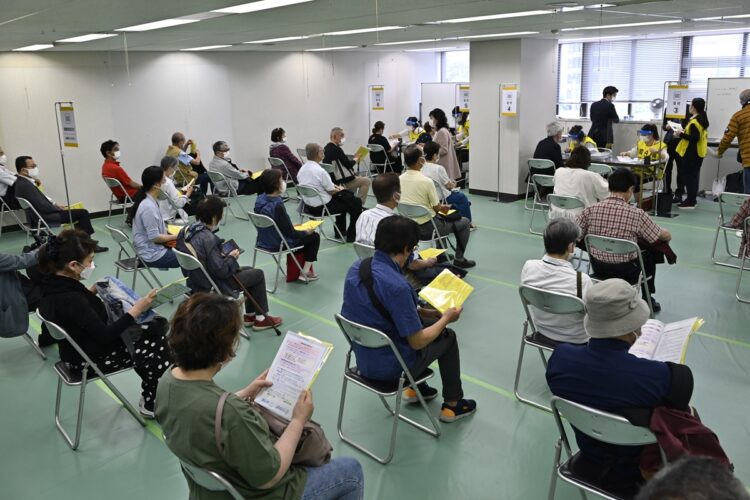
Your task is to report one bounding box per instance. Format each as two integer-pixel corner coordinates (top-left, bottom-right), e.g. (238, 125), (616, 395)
(298, 271), (319, 282)
(139, 397), (155, 419)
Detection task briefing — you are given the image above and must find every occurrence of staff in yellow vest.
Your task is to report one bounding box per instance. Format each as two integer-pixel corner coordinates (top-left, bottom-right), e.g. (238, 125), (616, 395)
(452, 106), (470, 150)
(389, 116), (424, 145)
(672, 97), (709, 210)
(567, 125), (598, 152)
(620, 123), (668, 163)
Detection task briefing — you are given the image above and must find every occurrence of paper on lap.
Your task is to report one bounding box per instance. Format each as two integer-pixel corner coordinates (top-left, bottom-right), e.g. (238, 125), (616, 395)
(628, 317), (703, 363)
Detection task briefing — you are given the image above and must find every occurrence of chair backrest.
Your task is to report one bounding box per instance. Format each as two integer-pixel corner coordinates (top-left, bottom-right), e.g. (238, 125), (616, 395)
(335, 313), (395, 349)
(353, 242), (376, 260)
(296, 184), (328, 212)
(248, 212), (293, 251)
(528, 158), (555, 170)
(106, 224), (131, 245)
(397, 202), (430, 220)
(547, 194), (585, 211)
(16, 197), (51, 230)
(588, 163), (612, 177)
(179, 460), (244, 500)
(718, 192), (750, 222)
(319, 162), (335, 175)
(267, 157), (284, 169)
(519, 284), (585, 316)
(295, 148), (307, 161)
(367, 144), (385, 154)
(206, 170), (227, 185)
(584, 234), (639, 257)
(173, 248), (223, 294)
(102, 177), (133, 202)
(531, 174), (555, 188)
(36, 309), (100, 370)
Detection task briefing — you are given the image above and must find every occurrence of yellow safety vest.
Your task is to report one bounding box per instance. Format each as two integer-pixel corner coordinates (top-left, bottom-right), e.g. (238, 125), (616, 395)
(457, 120), (470, 150)
(636, 140), (666, 162)
(408, 127), (423, 143)
(568, 136), (597, 152)
(676, 118), (708, 158)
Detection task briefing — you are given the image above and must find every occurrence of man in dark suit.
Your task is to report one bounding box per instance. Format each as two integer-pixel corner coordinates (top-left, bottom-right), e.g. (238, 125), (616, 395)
(14, 156), (107, 252)
(589, 85), (620, 148)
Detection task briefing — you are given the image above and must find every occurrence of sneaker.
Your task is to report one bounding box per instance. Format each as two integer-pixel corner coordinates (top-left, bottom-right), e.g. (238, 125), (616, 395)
(469, 224), (478, 232)
(650, 299), (661, 313)
(253, 315), (283, 331)
(298, 271), (319, 283)
(139, 397), (155, 419)
(453, 258), (476, 269)
(402, 383), (438, 404)
(243, 314), (256, 327)
(672, 195), (683, 204)
(440, 399), (477, 423)
(94, 245), (109, 253)
(677, 201), (696, 210)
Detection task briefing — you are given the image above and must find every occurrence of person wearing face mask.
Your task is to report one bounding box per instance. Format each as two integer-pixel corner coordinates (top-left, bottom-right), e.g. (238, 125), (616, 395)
(672, 98), (709, 209)
(421, 141), (473, 224)
(589, 85), (620, 148)
(176, 196), (283, 331)
(520, 218), (591, 345)
(100, 139), (141, 202)
(717, 89), (750, 195)
(323, 127), (371, 204)
(546, 278), (694, 497)
(269, 127), (302, 183)
(566, 125), (597, 153)
(38, 230), (170, 418)
(14, 155), (107, 252)
(254, 169), (320, 283)
(208, 140), (260, 196)
(342, 215), (477, 423)
(428, 108), (461, 180)
(155, 293), (364, 500)
(130, 166), (180, 268)
(158, 156), (196, 222)
(389, 116), (424, 145)
(0, 145), (18, 201)
(166, 132), (212, 194)
(367, 121), (403, 174)
(620, 123), (668, 163)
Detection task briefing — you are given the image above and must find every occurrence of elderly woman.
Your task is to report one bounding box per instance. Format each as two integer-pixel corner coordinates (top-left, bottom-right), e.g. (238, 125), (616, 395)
(551, 146), (609, 219)
(156, 293), (364, 499)
(158, 155), (195, 222)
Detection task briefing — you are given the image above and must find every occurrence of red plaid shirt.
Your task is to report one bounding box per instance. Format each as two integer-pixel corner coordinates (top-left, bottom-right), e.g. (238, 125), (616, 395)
(576, 196), (662, 263)
(729, 197), (750, 257)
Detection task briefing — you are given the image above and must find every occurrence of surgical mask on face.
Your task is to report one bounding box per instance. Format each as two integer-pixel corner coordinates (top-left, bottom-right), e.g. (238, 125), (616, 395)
(339, 137), (346, 145)
(113, 150), (121, 161)
(280, 181), (287, 193)
(78, 261), (95, 280)
(430, 119), (437, 128)
(28, 167), (40, 177)
(0, 154), (6, 166)
(282, 137), (287, 143)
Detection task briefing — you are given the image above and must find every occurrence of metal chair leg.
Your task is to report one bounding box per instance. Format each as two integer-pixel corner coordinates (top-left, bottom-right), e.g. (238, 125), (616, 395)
(23, 332), (47, 360)
(514, 326), (552, 412)
(737, 254), (750, 303)
(548, 438), (562, 500)
(55, 368), (89, 450)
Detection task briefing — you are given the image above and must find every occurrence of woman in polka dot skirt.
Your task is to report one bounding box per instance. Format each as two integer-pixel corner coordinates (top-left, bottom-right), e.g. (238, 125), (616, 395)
(38, 230), (172, 418)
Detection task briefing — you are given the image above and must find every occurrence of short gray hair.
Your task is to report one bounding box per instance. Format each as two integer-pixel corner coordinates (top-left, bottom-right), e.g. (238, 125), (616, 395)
(330, 127), (344, 139)
(546, 121), (563, 137)
(305, 142), (323, 160)
(160, 155), (179, 171)
(543, 218), (581, 254)
(740, 89), (750, 106)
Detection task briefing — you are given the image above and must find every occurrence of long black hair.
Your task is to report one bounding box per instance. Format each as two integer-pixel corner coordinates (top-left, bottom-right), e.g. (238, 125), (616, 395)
(691, 98), (709, 129)
(129, 165), (165, 219)
(429, 108), (449, 131)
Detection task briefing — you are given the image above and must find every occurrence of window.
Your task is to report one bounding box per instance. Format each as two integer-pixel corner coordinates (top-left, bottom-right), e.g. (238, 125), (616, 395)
(682, 34), (746, 93)
(557, 43), (583, 118)
(442, 50), (469, 83)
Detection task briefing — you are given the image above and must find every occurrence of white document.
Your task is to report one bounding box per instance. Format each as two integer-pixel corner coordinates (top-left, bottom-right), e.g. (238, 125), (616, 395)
(667, 121), (684, 134)
(628, 317), (702, 363)
(616, 155), (640, 164)
(255, 331), (333, 420)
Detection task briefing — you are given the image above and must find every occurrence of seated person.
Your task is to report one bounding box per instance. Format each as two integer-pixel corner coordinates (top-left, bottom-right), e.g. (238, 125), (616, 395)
(422, 141), (473, 224)
(158, 156), (196, 222)
(414, 123), (434, 145)
(100, 139), (141, 202)
(635, 456), (750, 500)
(166, 132), (210, 194)
(566, 125), (597, 153)
(323, 127), (370, 204)
(620, 123), (668, 163)
(254, 169), (320, 283)
(39, 229), (170, 417)
(176, 196), (282, 331)
(551, 146), (609, 219)
(298, 142), (362, 243)
(576, 168), (671, 312)
(533, 121), (565, 171)
(520, 218), (591, 345)
(269, 127), (302, 183)
(131, 166), (179, 268)
(399, 145), (475, 269)
(0, 248), (40, 340)
(368, 120), (402, 174)
(156, 293), (364, 499)
(546, 279), (694, 498)
(342, 215), (477, 422)
(208, 140), (260, 196)
(728, 197), (750, 258)
(389, 116), (424, 145)
(0, 145), (18, 205)
(14, 156), (107, 252)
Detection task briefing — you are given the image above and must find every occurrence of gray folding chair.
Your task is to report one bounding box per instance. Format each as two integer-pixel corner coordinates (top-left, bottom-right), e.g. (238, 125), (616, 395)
(206, 171), (248, 222)
(525, 159), (556, 210)
(548, 396), (665, 500)
(334, 313), (440, 464)
(16, 197), (55, 242)
(247, 212), (306, 293)
(547, 194), (588, 269)
(106, 225), (162, 291)
(711, 192), (750, 269)
(735, 216), (750, 303)
(172, 249), (250, 339)
(588, 163), (612, 178)
(295, 147), (307, 163)
(514, 285), (585, 412)
(0, 197), (30, 238)
(155, 187), (189, 224)
(102, 177), (135, 226)
(529, 174), (555, 235)
(397, 202), (454, 262)
(319, 162), (335, 176)
(268, 157), (298, 201)
(367, 144), (394, 175)
(432, 179), (448, 204)
(36, 309), (146, 450)
(296, 184), (346, 243)
(178, 460), (244, 500)
(584, 234), (654, 317)
(353, 242), (376, 260)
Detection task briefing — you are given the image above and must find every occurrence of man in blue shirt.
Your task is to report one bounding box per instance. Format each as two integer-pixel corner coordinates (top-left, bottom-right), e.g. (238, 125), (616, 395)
(341, 215), (477, 423)
(546, 279), (693, 496)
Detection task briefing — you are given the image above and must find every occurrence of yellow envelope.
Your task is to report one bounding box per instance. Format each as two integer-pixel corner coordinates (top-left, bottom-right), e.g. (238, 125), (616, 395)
(251, 170), (264, 180)
(439, 209), (456, 216)
(294, 220), (324, 231)
(418, 248), (446, 260)
(355, 146), (370, 159)
(418, 269), (474, 313)
(166, 224), (184, 236)
(64, 202), (84, 210)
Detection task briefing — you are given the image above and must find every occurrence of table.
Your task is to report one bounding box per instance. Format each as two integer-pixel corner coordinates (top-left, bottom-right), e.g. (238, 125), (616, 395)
(604, 157), (666, 214)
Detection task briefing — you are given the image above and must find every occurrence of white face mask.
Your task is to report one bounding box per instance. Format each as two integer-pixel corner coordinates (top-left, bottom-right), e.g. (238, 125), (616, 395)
(78, 261), (95, 280)
(113, 150), (121, 161)
(27, 167), (40, 177)
(339, 137), (346, 145)
(280, 181), (287, 193)
(0, 154), (6, 166)
(430, 119), (437, 128)
(281, 137), (287, 143)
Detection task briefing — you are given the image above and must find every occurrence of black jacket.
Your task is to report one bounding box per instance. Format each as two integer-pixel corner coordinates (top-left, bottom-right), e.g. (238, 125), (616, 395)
(14, 176), (66, 227)
(39, 274), (135, 366)
(589, 98), (620, 147)
(323, 142), (356, 184)
(367, 134), (392, 165)
(533, 136), (564, 170)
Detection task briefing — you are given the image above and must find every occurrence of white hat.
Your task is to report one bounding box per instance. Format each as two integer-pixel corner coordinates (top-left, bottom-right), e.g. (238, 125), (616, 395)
(583, 279), (650, 338)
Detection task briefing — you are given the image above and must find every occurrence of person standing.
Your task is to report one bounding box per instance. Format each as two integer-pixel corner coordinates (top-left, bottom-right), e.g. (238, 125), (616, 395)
(673, 98), (709, 209)
(429, 108), (462, 180)
(589, 86), (620, 148)
(717, 89), (750, 194)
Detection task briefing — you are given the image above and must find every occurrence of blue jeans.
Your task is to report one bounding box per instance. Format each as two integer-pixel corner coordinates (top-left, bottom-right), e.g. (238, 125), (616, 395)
(302, 457), (364, 500)
(447, 191), (472, 221)
(146, 249), (179, 269)
(744, 168), (750, 195)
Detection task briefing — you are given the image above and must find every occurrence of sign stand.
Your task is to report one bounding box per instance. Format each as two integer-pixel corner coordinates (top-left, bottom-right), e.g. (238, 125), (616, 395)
(491, 84), (519, 202)
(54, 101), (78, 226)
(657, 81), (691, 218)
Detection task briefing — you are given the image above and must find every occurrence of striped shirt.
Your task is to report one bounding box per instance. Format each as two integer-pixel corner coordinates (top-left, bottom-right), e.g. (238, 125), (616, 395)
(355, 204), (396, 245)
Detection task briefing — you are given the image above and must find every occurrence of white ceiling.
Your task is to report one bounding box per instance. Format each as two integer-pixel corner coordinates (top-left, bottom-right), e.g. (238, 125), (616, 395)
(1, 0), (749, 52)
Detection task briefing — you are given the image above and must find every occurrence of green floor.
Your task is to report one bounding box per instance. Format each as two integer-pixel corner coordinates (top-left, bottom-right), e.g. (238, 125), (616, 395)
(1, 192), (749, 500)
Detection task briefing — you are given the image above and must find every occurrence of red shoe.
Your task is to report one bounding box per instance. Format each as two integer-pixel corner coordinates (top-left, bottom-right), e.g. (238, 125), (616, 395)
(253, 315), (283, 331)
(243, 314), (256, 327)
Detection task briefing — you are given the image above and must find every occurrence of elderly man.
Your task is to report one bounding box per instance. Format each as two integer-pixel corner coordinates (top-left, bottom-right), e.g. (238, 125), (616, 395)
(323, 127), (370, 204)
(208, 140), (259, 196)
(166, 132), (211, 194)
(533, 121), (565, 171)
(297, 142), (362, 243)
(717, 89), (750, 194)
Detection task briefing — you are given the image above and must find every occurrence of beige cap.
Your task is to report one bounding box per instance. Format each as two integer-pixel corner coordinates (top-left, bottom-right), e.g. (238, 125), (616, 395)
(583, 279), (650, 338)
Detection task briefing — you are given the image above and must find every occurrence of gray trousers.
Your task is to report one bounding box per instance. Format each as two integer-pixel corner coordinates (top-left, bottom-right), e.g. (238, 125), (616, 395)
(233, 267), (269, 314)
(419, 216), (471, 260)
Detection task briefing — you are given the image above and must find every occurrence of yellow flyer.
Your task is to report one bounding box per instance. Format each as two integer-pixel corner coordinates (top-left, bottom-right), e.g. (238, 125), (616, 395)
(418, 248), (446, 260)
(294, 220), (324, 231)
(418, 269), (474, 313)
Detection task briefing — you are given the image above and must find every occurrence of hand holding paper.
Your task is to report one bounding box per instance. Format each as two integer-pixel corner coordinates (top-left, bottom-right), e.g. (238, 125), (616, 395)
(418, 269), (474, 313)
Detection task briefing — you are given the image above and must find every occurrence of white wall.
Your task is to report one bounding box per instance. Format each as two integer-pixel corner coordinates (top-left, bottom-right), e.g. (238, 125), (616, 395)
(0, 50), (438, 214)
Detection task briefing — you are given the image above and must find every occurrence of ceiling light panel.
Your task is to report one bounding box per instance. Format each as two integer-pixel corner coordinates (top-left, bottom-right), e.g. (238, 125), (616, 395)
(180, 45), (233, 51)
(322, 26), (404, 36)
(213, 0), (313, 14)
(561, 19), (681, 31)
(57, 33), (118, 43)
(244, 36), (310, 44)
(305, 45), (357, 52)
(117, 18), (199, 32)
(12, 44), (54, 51)
(374, 39), (439, 46)
(457, 31), (539, 39)
(432, 10), (553, 24)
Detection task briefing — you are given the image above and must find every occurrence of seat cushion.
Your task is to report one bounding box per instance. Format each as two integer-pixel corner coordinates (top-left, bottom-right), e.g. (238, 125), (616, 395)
(558, 452), (642, 500)
(54, 361), (99, 385)
(115, 257), (143, 272)
(527, 331), (562, 349)
(345, 367), (434, 395)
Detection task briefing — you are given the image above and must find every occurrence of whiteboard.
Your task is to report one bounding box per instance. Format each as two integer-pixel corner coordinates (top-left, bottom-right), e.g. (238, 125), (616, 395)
(420, 83), (464, 125)
(707, 78), (750, 141)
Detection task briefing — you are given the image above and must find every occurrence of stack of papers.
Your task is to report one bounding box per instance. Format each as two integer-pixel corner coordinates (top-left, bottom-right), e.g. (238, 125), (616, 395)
(294, 220), (324, 231)
(616, 156), (640, 164)
(166, 224), (184, 236)
(439, 209), (457, 216)
(629, 317), (703, 363)
(418, 248), (446, 260)
(418, 269), (474, 313)
(251, 170), (264, 180)
(667, 121), (684, 134)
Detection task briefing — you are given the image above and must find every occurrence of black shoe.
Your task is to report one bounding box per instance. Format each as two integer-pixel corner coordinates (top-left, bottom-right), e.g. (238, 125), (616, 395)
(677, 201), (696, 210)
(672, 195), (683, 204)
(453, 258), (476, 269)
(650, 299), (661, 313)
(94, 245), (109, 253)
